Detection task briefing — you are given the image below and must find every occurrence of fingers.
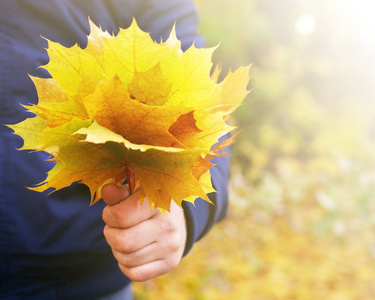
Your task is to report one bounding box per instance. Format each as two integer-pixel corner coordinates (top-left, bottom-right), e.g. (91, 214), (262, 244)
(113, 243), (161, 269)
(102, 190), (156, 228)
(101, 186), (187, 282)
(118, 258), (180, 282)
(103, 202), (187, 281)
(111, 231), (184, 268)
(103, 217), (163, 253)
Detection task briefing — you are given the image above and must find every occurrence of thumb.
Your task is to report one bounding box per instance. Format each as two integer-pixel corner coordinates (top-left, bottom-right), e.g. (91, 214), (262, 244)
(101, 183), (130, 206)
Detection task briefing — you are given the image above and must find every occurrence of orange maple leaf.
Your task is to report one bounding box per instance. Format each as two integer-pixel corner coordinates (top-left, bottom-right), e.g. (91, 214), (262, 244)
(8, 19), (250, 211)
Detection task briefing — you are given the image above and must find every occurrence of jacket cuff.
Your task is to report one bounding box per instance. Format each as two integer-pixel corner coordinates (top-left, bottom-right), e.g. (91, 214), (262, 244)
(182, 196), (212, 256)
(182, 153), (230, 256)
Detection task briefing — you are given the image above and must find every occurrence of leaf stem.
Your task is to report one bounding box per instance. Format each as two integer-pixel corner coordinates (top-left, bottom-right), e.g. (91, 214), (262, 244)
(126, 166), (138, 195)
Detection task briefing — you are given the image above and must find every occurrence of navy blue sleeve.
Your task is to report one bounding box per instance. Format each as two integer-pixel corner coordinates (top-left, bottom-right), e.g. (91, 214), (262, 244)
(134, 0), (230, 255)
(134, 0), (205, 51)
(183, 149), (230, 255)
(0, 1), (229, 298)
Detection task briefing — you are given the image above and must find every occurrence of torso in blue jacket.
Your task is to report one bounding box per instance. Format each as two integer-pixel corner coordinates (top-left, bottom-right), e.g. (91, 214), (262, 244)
(0, 1), (229, 299)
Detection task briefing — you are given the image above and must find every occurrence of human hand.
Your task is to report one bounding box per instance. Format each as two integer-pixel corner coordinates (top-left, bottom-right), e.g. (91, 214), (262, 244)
(102, 184), (187, 282)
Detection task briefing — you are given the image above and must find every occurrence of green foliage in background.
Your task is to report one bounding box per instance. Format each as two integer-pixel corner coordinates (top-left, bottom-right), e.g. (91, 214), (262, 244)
(134, 0), (375, 298)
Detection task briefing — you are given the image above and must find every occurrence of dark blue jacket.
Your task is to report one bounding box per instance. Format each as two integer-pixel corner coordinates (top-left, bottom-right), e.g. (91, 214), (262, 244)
(0, 1), (229, 299)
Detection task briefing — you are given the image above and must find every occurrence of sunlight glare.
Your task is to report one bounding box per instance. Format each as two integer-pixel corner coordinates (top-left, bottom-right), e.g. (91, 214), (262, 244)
(339, 0), (375, 38)
(295, 14), (316, 35)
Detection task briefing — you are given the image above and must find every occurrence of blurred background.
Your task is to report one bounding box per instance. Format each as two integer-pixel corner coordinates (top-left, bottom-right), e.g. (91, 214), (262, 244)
(134, 0), (375, 299)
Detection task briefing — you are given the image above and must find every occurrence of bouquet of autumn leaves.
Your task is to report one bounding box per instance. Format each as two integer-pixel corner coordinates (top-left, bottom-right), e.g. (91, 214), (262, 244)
(9, 20), (250, 211)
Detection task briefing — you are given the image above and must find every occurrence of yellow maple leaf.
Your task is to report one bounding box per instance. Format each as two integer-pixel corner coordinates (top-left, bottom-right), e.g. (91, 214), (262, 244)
(8, 19), (250, 211)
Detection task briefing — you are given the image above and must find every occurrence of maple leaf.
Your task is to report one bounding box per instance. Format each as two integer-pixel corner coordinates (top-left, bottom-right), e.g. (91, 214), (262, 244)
(8, 19), (250, 211)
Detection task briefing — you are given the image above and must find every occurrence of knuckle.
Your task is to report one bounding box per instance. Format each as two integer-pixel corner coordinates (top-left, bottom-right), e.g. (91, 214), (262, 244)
(117, 234), (133, 253)
(103, 225), (110, 239)
(102, 207), (111, 224)
(167, 237), (180, 252)
(158, 217), (175, 234)
(113, 251), (125, 266)
(158, 237), (180, 255)
(163, 256), (178, 271)
(102, 206), (123, 227)
(127, 268), (145, 282)
(112, 209), (126, 226)
(107, 229), (133, 253)
(103, 226), (118, 250)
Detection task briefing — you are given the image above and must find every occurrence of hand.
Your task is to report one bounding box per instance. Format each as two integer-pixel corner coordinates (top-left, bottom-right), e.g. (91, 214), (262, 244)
(102, 184), (187, 282)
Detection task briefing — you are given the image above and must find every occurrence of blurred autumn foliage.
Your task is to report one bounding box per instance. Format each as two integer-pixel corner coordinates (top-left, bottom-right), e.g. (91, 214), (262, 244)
(134, 0), (375, 299)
